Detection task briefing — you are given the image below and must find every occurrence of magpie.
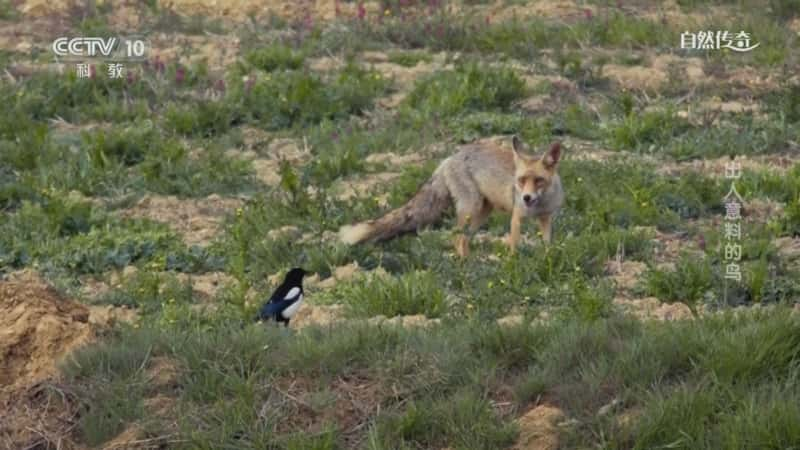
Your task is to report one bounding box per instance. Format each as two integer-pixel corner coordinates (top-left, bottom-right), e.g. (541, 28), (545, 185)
(257, 267), (308, 327)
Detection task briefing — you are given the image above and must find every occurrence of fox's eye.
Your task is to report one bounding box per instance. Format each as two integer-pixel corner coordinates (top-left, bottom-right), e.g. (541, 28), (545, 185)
(517, 177), (526, 186)
(534, 176), (545, 184)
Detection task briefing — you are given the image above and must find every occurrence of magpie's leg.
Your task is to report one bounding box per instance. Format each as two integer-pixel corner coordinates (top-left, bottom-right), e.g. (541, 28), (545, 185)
(284, 319), (290, 328)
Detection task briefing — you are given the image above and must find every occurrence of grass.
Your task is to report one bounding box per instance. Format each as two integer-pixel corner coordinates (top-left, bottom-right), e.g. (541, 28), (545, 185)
(402, 63), (527, 123)
(2, 0), (800, 448)
(61, 309), (800, 448)
(334, 270), (447, 318)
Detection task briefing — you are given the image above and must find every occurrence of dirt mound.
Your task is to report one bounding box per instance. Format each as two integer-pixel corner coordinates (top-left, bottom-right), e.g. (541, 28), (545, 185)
(0, 271), (95, 449)
(514, 404), (565, 450)
(0, 272), (94, 392)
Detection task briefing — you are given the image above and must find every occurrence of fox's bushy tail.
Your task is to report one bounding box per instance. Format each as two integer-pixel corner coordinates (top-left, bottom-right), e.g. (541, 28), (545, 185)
(339, 171), (451, 244)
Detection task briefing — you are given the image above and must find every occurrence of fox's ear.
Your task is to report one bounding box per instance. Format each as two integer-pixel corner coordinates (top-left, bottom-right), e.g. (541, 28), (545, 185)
(542, 142), (561, 169)
(512, 135), (526, 160)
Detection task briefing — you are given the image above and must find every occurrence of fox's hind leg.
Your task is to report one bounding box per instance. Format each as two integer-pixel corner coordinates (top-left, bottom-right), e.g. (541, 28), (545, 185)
(453, 195), (491, 259)
(454, 199), (492, 257)
(442, 163), (488, 257)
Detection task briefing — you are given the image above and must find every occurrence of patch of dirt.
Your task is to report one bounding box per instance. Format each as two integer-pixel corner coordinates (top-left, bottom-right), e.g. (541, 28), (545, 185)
(18, 0), (72, 16)
(0, 382), (84, 450)
(744, 198), (784, 223)
(308, 55), (345, 72)
(367, 54), (452, 107)
(176, 271), (236, 300)
(314, 262), (362, 289)
(519, 94), (560, 115)
(268, 262), (367, 292)
(252, 138), (310, 187)
(775, 237), (800, 261)
(149, 33), (241, 73)
(16, 0), (376, 21)
(118, 194), (243, 246)
(332, 171), (401, 204)
(651, 228), (695, 263)
(267, 225), (303, 241)
(87, 305), (139, 327)
(640, 0), (716, 25)
(487, 0), (596, 22)
(270, 372), (386, 447)
(496, 311), (551, 328)
(86, 266), (234, 303)
(615, 407), (643, 430)
(601, 54), (707, 93)
(100, 424), (145, 450)
(146, 357), (181, 390)
(288, 303), (441, 330)
(656, 154), (797, 178)
(605, 260), (647, 293)
(514, 404), (565, 450)
(369, 314), (441, 327)
(602, 64), (667, 92)
(365, 151), (427, 167)
(165, 0), (383, 22)
(652, 54), (708, 84)
(559, 138), (626, 163)
(79, 276), (113, 300)
(497, 314), (524, 327)
(725, 66), (782, 92)
(291, 304), (346, 329)
(0, 271), (96, 449)
(613, 296), (694, 321)
(105, 3), (143, 29)
(521, 73), (577, 94)
(699, 98), (761, 114)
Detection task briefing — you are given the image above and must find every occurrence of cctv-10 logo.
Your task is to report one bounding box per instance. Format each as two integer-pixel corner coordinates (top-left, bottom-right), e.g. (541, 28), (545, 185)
(51, 37), (148, 60)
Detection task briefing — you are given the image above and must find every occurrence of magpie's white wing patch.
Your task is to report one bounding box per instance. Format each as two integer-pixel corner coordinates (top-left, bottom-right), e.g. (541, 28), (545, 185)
(281, 293), (303, 319)
(283, 287), (301, 302)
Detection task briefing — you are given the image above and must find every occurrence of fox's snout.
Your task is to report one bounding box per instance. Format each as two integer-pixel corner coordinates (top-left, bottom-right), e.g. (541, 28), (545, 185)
(522, 193), (539, 207)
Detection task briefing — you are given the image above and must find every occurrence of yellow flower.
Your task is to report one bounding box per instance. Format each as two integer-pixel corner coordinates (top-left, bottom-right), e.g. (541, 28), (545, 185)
(384, 8), (391, 15)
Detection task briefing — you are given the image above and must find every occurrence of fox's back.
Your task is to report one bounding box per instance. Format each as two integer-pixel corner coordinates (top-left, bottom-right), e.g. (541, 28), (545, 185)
(438, 140), (562, 214)
(435, 141), (516, 211)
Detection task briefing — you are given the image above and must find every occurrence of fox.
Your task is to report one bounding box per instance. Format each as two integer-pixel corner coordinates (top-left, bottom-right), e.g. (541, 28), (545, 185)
(338, 136), (565, 257)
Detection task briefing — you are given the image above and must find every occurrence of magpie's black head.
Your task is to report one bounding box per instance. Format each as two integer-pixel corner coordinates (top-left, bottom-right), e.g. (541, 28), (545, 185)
(284, 267), (308, 284)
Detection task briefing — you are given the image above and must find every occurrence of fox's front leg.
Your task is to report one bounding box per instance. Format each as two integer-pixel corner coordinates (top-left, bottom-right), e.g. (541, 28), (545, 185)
(508, 207), (523, 254)
(537, 214), (552, 243)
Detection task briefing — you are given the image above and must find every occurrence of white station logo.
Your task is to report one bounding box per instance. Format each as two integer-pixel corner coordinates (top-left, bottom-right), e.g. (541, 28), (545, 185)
(52, 37), (118, 57)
